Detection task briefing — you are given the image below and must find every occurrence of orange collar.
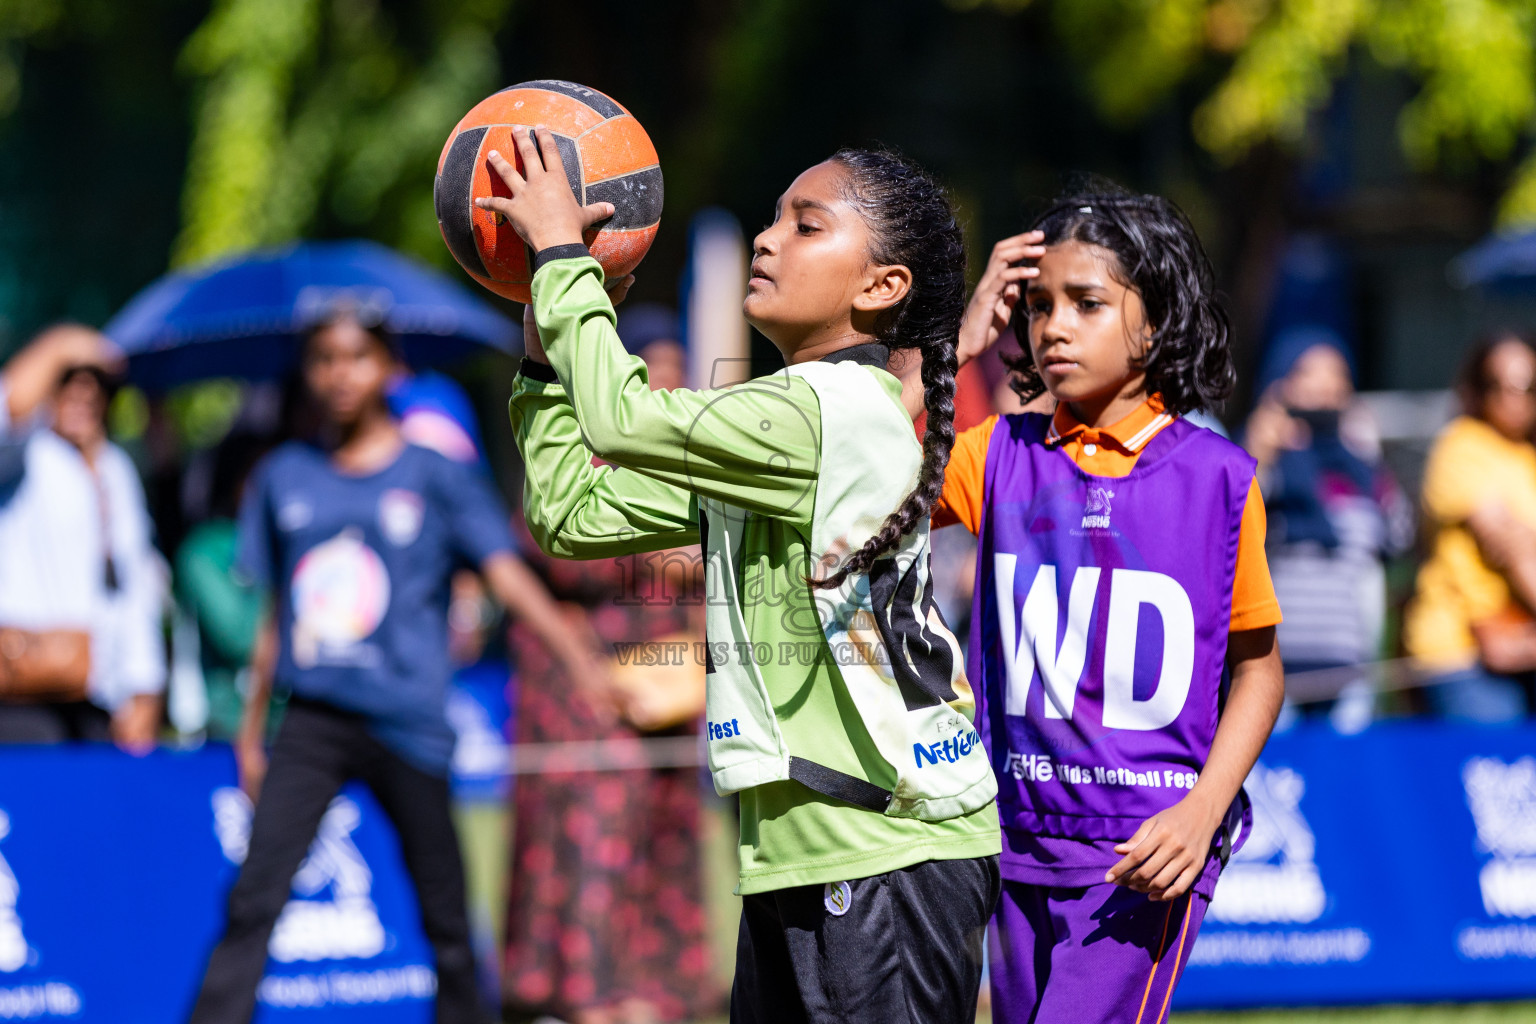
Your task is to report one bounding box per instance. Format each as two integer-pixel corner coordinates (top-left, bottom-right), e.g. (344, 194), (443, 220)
(1047, 395), (1173, 453)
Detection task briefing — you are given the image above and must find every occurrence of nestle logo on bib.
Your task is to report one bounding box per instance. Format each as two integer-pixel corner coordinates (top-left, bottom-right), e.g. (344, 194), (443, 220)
(1081, 487), (1114, 529)
(914, 728), (981, 767)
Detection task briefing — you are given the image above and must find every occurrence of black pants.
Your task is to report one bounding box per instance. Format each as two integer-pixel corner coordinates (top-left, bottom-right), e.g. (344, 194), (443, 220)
(189, 698), (490, 1024)
(0, 700), (110, 742)
(731, 854), (1000, 1024)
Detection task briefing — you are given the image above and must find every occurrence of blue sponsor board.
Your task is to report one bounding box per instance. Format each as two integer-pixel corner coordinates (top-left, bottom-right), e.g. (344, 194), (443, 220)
(0, 746), (434, 1023)
(0, 722), (1532, 1018)
(1176, 721), (1536, 1007)
(446, 658), (513, 804)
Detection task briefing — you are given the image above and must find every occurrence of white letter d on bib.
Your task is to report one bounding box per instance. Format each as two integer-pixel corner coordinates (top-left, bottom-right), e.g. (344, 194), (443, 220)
(1102, 569), (1194, 731)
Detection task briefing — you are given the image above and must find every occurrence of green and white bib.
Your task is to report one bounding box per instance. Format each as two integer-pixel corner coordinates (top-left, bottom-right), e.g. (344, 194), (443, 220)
(699, 359), (997, 821)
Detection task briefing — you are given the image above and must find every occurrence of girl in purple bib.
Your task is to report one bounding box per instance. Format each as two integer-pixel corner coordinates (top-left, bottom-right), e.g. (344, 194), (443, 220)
(934, 189), (1285, 1024)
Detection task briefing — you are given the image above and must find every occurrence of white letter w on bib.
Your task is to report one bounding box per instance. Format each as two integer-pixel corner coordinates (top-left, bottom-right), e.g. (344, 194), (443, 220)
(995, 559), (1098, 720)
(994, 558), (1194, 730)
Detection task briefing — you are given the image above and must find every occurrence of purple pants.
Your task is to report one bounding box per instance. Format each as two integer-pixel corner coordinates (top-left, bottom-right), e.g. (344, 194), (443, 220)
(988, 879), (1208, 1024)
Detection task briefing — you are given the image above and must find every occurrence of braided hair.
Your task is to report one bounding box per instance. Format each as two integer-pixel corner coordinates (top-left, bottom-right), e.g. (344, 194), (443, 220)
(1005, 185), (1235, 416)
(812, 148), (966, 590)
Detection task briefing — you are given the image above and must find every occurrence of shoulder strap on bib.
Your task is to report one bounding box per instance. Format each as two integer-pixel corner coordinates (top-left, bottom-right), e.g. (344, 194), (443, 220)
(788, 757), (893, 812)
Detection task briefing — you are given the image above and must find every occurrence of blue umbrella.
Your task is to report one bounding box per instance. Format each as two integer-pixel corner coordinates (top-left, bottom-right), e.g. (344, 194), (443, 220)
(105, 239), (519, 390)
(1448, 228), (1536, 293)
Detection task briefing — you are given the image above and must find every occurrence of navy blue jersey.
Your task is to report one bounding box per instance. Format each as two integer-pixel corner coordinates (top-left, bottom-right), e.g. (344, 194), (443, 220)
(237, 441), (514, 773)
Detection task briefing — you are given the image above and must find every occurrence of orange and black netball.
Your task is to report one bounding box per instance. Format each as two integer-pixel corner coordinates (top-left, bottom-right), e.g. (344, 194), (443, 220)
(434, 80), (663, 303)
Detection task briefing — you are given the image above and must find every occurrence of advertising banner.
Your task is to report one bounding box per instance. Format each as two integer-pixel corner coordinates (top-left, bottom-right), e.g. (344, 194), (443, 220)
(446, 660), (514, 804)
(0, 721), (1531, 1019)
(0, 746), (434, 1023)
(1177, 722), (1536, 1007)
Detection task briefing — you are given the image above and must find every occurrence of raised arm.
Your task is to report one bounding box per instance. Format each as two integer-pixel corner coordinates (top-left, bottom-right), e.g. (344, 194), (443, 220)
(527, 254), (822, 521)
(478, 129), (822, 522)
(509, 361), (701, 560)
(2, 325), (123, 429)
(895, 231), (1044, 419)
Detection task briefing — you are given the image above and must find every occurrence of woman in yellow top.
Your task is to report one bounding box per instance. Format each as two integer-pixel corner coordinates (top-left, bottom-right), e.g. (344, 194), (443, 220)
(1405, 331), (1536, 721)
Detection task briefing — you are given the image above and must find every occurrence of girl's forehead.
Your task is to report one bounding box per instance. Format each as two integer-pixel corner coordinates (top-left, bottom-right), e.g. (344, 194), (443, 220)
(1031, 239), (1123, 283)
(777, 161), (849, 213)
(309, 319), (389, 356)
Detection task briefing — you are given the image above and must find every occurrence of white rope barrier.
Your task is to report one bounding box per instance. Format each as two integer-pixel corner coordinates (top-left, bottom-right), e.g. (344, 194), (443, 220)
(479, 660), (1471, 777)
(1281, 657), (1431, 705)
(506, 736), (704, 775)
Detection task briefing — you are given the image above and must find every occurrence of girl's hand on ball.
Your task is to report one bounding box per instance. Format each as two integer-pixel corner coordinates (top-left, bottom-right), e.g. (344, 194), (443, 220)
(478, 127), (615, 252)
(956, 230), (1046, 368)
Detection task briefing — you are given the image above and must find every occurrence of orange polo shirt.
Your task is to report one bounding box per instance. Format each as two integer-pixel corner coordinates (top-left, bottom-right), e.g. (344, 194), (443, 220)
(934, 397), (1282, 632)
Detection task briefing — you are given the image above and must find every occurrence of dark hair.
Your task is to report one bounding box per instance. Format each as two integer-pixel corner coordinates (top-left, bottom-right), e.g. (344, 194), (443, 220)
(57, 364), (119, 403)
(1457, 327), (1536, 418)
(303, 303), (402, 362)
(1004, 184), (1234, 416)
(814, 147), (966, 590)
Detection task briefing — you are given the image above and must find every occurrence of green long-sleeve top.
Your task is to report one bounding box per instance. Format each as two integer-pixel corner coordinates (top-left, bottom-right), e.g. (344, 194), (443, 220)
(508, 254), (998, 894)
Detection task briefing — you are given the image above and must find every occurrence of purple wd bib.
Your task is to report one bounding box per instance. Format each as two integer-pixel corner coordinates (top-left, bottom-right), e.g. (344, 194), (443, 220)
(968, 413), (1255, 843)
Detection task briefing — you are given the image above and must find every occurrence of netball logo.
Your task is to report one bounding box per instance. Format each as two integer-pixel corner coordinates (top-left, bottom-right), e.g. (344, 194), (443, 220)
(0, 810), (29, 973)
(1463, 756), (1536, 918)
(212, 789), (387, 962)
(1207, 763), (1326, 924)
(446, 687), (511, 781)
(1080, 487), (1114, 530)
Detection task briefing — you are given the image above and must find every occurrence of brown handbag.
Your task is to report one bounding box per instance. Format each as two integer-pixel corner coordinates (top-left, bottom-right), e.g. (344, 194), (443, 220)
(606, 631), (707, 733)
(0, 628), (91, 701)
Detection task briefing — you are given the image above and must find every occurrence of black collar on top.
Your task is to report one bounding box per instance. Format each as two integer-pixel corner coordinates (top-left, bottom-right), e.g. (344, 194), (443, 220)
(820, 342), (890, 369)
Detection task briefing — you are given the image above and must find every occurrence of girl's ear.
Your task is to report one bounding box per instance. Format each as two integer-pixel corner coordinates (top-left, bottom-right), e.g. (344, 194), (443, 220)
(853, 263), (913, 313)
(1122, 286), (1155, 352)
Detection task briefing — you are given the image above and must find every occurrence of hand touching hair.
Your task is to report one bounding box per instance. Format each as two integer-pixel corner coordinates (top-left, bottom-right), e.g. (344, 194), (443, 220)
(1005, 186), (1234, 417)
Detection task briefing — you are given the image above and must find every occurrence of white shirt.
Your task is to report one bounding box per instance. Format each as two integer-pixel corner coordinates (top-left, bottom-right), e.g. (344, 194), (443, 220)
(0, 430), (166, 710)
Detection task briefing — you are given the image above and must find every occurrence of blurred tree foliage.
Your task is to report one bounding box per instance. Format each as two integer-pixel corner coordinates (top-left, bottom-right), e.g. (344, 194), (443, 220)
(0, 0), (203, 348)
(174, 0), (511, 266)
(0, 0), (64, 119)
(6, 0), (1536, 347)
(956, 0), (1536, 227)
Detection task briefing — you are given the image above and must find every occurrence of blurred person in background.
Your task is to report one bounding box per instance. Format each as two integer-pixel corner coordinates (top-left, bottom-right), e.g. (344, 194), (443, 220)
(502, 304), (715, 1024)
(0, 324), (123, 441)
(175, 431), (273, 741)
(1245, 327), (1412, 732)
(1405, 330), (1536, 722)
(0, 326), (165, 751)
(188, 309), (603, 1024)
